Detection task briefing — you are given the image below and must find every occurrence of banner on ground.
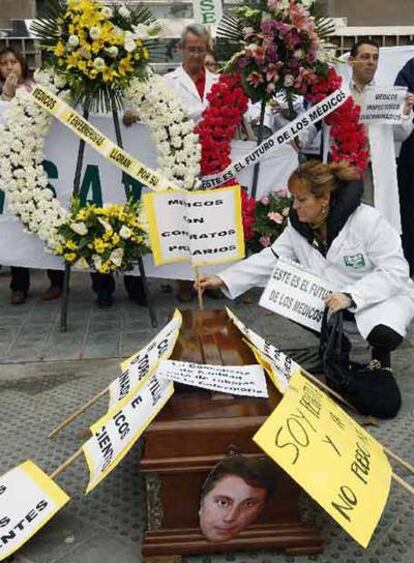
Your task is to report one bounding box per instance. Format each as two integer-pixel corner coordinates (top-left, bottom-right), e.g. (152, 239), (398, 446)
(144, 185), (245, 266)
(83, 373), (173, 493)
(259, 261), (331, 332)
(158, 359), (268, 398)
(109, 310), (182, 409)
(193, 0), (223, 25)
(0, 460), (70, 561)
(253, 371), (392, 547)
(30, 85), (178, 192)
(226, 307), (300, 393)
(200, 88), (348, 189)
(360, 86), (408, 124)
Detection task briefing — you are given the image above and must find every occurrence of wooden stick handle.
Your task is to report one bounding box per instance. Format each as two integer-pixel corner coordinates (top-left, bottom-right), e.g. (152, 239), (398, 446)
(49, 387), (108, 439)
(194, 266), (204, 311)
(50, 447), (83, 480)
(392, 472), (414, 496)
(386, 448), (414, 475)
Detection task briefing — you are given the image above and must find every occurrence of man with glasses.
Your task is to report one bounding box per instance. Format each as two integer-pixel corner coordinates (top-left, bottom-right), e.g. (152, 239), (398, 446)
(164, 24), (218, 123)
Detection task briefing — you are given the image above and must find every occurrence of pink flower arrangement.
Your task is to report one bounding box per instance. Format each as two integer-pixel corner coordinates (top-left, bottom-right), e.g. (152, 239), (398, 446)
(232, 0), (328, 102)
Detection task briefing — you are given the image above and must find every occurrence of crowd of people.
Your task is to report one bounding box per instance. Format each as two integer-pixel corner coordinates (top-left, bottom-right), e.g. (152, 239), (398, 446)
(1, 26), (414, 372)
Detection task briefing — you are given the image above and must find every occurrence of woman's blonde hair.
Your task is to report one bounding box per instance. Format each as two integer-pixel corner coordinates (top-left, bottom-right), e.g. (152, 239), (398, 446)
(288, 161), (360, 198)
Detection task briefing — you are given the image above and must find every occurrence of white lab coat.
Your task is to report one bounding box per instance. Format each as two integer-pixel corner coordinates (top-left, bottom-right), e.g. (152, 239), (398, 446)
(219, 204), (414, 339)
(163, 65), (218, 123)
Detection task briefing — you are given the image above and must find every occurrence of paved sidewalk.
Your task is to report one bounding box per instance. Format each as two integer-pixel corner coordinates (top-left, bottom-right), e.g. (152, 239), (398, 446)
(0, 268), (413, 563)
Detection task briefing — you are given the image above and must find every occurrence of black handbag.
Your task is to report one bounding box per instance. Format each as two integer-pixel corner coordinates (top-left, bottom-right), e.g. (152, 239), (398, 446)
(319, 309), (401, 419)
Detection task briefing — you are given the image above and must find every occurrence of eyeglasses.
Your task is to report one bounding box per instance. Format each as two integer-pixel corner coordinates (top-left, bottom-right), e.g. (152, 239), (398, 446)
(184, 47), (207, 55)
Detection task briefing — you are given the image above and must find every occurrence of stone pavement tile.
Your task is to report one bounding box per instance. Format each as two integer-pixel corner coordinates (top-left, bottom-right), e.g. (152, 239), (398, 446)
(83, 331), (121, 359)
(120, 330), (158, 358)
(16, 513), (103, 563)
(53, 533), (141, 563)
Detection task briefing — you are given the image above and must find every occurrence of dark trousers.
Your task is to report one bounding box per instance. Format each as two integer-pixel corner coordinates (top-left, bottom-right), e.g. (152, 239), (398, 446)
(90, 273), (145, 299)
(10, 267), (64, 293)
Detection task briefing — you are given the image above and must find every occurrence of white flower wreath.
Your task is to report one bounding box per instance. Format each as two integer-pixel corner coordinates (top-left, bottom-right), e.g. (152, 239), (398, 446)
(0, 67), (201, 257)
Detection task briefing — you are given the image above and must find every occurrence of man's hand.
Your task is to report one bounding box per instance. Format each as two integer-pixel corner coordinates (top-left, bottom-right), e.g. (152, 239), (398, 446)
(402, 92), (414, 116)
(122, 110), (140, 127)
(194, 275), (225, 293)
(324, 292), (352, 313)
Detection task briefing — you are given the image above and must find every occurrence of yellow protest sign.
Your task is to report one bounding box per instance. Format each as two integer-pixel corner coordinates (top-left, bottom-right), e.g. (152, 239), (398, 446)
(253, 371), (391, 548)
(0, 460), (70, 561)
(143, 186), (245, 266)
(83, 373), (174, 493)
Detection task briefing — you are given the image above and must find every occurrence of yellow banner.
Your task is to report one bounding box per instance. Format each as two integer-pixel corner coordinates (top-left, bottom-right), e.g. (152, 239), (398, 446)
(30, 85), (179, 192)
(253, 371), (392, 548)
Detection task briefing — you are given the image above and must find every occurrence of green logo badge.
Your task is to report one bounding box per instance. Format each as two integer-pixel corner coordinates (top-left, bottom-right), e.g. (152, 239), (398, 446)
(344, 253), (366, 269)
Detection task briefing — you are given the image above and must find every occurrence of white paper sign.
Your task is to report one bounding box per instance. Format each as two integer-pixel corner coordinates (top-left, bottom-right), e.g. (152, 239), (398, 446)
(109, 310), (182, 408)
(361, 86), (408, 125)
(84, 373), (174, 493)
(144, 186), (245, 267)
(226, 307), (300, 393)
(0, 460), (69, 561)
(259, 262), (331, 332)
(158, 359), (268, 398)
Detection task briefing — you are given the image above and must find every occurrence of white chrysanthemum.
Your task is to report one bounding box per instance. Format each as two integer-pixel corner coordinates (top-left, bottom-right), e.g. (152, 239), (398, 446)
(68, 35), (80, 47)
(118, 6), (131, 19)
(89, 27), (101, 40)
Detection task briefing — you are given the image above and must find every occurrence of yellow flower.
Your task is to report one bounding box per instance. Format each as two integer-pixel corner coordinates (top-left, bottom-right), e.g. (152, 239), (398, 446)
(89, 68), (98, 79)
(64, 252), (77, 262)
(55, 243), (64, 254)
(111, 233), (120, 245)
(54, 42), (65, 57)
(94, 238), (108, 254)
(119, 56), (133, 77)
(66, 240), (78, 250)
(67, 51), (80, 68)
(142, 47), (149, 60)
(102, 230), (112, 241)
(99, 260), (111, 274)
(102, 67), (118, 82)
(76, 208), (87, 220)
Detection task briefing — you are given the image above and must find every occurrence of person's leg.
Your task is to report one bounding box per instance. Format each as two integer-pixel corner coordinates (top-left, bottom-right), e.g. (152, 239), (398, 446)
(10, 267), (30, 304)
(123, 275), (147, 306)
(42, 269), (64, 300)
(366, 324), (403, 368)
(91, 273), (115, 308)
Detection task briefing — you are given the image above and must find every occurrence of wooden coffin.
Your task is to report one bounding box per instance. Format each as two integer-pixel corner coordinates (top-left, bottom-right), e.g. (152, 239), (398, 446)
(141, 309), (322, 559)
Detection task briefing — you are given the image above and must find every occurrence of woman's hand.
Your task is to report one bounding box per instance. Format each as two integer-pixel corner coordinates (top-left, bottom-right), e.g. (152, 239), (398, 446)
(324, 292), (352, 313)
(2, 72), (18, 99)
(194, 275), (225, 293)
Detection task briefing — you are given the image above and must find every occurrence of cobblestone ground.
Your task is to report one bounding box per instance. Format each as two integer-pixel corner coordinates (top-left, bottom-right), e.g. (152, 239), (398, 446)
(0, 268), (413, 563)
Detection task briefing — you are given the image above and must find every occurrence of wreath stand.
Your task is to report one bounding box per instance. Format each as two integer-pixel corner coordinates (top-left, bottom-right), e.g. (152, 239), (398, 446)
(60, 104), (158, 332)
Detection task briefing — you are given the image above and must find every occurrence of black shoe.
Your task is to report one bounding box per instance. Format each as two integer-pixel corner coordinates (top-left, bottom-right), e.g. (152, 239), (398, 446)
(97, 291), (113, 308)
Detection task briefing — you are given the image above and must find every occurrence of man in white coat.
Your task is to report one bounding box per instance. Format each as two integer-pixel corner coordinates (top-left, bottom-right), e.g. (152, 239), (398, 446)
(163, 24), (218, 124)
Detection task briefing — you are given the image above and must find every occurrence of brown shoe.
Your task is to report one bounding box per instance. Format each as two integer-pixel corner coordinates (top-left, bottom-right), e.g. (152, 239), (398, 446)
(41, 285), (62, 301)
(11, 290), (26, 305)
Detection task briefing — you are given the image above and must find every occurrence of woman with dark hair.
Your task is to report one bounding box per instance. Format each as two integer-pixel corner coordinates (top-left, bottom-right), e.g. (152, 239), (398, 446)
(0, 47), (31, 100)
(197, 160), (414, 369)
(0, 48), (64, 304)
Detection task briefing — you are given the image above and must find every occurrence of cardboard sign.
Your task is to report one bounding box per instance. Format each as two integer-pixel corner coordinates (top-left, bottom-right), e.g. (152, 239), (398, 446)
(158, 359), (268, 398)
(259, 261), (331, 332)
(226, 307), (300, 393)
(0, 460), (69, 561)
(109, 310), (182, 408)
(360, 86), (408, 125)
(253, 371), (392, 548)
(143, 185), (245, 266)
(83, 373), (174, 493)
